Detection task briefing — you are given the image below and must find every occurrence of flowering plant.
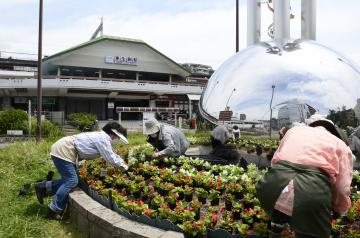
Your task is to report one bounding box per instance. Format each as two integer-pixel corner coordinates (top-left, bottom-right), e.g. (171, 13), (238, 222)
(254, 205), (270, 222)
(180, 220), (206, 237)
(203, 211), (217, 228)
(150, 194), (165, 208)
(184, 186), (193, 196)
(157, 204), (172, 219)
(143, 208), (157, 218)
(232, 222), (250, 236)
(219, 211), (234, 230)
(189, 200), (202, 212)
(208, 189), (220, 206)
(115, 176), (130, 188)
(252, 222), (269, 236)
(241, 208), (256, 224)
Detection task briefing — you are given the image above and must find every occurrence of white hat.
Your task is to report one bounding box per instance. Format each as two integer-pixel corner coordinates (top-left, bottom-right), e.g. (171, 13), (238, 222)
(143, 118), (160, 135)
(111, 129), (129, 144)
(305, 114), (344, 142)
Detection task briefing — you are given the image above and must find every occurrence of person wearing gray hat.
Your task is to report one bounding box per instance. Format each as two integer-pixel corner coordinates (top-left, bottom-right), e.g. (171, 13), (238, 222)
(204, 125), (242, 166)
(144, 118), (189, 158)
(34, 121), (129, 220)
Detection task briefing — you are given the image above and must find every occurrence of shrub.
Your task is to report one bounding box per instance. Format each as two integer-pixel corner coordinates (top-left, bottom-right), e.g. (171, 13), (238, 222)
(0, 109), (28, 134)
(21, 118), (64, 140)
(67, 112), (97, 131)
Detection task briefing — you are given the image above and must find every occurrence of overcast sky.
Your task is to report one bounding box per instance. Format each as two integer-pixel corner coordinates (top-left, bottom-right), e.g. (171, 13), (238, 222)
(0, 0), (359, 69)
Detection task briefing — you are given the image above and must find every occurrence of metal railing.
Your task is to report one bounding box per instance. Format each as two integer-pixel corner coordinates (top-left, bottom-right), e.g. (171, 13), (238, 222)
(0, 74), (207, 87)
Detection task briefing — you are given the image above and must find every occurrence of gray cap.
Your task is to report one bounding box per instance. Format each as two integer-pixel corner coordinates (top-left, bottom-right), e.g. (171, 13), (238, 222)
(211, 125), (229, 144)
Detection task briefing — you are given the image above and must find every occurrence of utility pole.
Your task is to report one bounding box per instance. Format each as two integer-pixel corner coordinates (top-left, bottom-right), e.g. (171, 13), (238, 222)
(236, 0), (239, 52)
(36, 0), (43, 142)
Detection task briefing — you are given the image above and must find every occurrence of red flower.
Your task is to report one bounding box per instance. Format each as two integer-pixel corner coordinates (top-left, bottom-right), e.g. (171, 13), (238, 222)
(211, 212), (217, 225)
(144, 209), (153, 217)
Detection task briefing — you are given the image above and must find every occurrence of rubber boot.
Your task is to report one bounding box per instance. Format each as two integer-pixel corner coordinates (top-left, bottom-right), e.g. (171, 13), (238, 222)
(34, 181), (47, 204)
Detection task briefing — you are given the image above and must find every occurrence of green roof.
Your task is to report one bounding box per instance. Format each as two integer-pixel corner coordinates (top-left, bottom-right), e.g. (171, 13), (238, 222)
(43, 35), (191, 74)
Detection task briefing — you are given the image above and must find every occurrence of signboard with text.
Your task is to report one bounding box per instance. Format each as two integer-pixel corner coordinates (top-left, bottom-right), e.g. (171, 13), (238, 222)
(105, 56), (138, 66)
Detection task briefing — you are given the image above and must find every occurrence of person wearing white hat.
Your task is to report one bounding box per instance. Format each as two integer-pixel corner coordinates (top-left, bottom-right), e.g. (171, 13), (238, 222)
(35, 121), (128, 220)
(256, 114), (353, 238)
(144, 118), (189, 158)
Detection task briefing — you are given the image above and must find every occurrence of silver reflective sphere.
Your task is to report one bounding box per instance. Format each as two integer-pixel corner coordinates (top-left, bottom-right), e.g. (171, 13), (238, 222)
(200, 39), (360, 127)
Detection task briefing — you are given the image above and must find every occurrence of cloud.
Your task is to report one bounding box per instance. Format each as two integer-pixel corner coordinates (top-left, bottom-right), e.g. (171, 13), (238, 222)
(0, 0), (360, 70)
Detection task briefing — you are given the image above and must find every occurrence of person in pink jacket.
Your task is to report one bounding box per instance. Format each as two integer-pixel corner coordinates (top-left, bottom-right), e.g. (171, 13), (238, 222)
(256, 114), (353, 238)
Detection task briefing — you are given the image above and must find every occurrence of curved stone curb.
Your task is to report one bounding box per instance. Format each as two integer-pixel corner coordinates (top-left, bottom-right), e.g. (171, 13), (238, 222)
(69, 188), (184, 238)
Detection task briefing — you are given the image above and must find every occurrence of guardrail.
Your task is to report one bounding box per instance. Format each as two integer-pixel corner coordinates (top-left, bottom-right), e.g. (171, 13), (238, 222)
(0, 75), (207, 88)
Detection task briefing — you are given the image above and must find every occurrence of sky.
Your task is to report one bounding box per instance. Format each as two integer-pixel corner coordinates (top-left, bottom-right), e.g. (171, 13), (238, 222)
(0, 0), (360, 69)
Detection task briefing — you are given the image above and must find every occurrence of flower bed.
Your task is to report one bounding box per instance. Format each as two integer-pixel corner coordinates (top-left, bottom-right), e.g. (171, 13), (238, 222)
(188, 135), (279, 154)
(79, 145), (360, 238)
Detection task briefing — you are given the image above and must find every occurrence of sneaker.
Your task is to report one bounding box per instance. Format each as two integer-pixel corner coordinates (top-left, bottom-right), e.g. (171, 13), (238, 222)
(46, 207), (63, 221)
(34, 182), (46, 204)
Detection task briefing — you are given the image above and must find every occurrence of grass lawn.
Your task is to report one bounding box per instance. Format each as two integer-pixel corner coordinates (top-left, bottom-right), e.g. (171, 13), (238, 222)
(0, 140), (86, 238)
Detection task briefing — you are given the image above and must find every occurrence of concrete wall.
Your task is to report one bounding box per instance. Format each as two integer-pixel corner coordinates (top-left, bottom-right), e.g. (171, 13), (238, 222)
(69, 189), (184, 238)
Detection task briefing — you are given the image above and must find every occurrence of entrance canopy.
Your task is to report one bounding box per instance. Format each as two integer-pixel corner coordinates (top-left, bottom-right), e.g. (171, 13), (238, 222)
(116, 107), (180, 113)
(187, 94), (201, 101)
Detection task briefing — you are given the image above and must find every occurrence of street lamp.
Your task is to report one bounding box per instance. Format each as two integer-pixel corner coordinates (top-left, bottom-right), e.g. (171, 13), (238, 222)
(269, 84), (275, 137)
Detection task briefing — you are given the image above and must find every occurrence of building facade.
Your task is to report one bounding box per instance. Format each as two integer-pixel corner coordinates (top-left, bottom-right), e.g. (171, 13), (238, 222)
(0, 36), (207, 122)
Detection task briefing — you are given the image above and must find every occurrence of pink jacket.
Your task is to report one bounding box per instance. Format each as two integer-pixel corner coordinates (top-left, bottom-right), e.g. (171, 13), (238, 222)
(272, 126), (353, 215)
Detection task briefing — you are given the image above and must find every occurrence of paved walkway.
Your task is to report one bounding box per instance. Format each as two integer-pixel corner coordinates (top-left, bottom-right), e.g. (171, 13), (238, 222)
(185, 145), (271, 169)
(0, 143), (11, 149)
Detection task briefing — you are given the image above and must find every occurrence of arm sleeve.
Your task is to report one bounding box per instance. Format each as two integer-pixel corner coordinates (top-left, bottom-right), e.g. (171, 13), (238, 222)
(331, 146), (353, 215)
(158, 131), (178, 157)
(95, 139), (128, 170)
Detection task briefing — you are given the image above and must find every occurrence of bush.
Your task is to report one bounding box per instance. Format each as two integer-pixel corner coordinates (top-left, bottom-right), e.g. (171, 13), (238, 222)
(21, 118), (64, 140)
(0, 109), (28, 134)
(67, 112), (97, 131)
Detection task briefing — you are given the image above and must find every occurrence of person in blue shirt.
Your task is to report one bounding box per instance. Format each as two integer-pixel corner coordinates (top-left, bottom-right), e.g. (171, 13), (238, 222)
(35, 122), (128, 220)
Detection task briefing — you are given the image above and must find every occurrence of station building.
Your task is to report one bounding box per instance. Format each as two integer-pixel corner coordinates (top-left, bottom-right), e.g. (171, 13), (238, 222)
(0, 36), (209, 123)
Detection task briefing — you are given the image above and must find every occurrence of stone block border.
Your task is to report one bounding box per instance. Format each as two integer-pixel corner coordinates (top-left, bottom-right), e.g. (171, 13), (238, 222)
(69, 188), (184, 238)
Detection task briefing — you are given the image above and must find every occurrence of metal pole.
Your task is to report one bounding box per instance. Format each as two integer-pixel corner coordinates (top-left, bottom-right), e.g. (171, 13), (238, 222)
(301, 0), (316, 40)
(36, 0), (43, 142)
(28, 100), (31, 139)
(236, 0), (239, 52)
(269, 85), (275, 138)
(247, 0), (261, 46)
(273, 0), (290, 40)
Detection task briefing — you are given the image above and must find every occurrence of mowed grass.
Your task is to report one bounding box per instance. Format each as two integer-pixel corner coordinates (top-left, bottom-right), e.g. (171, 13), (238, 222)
(0, 140), (86, 238)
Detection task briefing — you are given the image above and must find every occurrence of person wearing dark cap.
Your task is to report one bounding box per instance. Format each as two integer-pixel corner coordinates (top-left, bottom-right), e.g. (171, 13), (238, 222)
(34, 122), (129, 220)
(144, 118), (189, 158)
(256, 114), (353, 238)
